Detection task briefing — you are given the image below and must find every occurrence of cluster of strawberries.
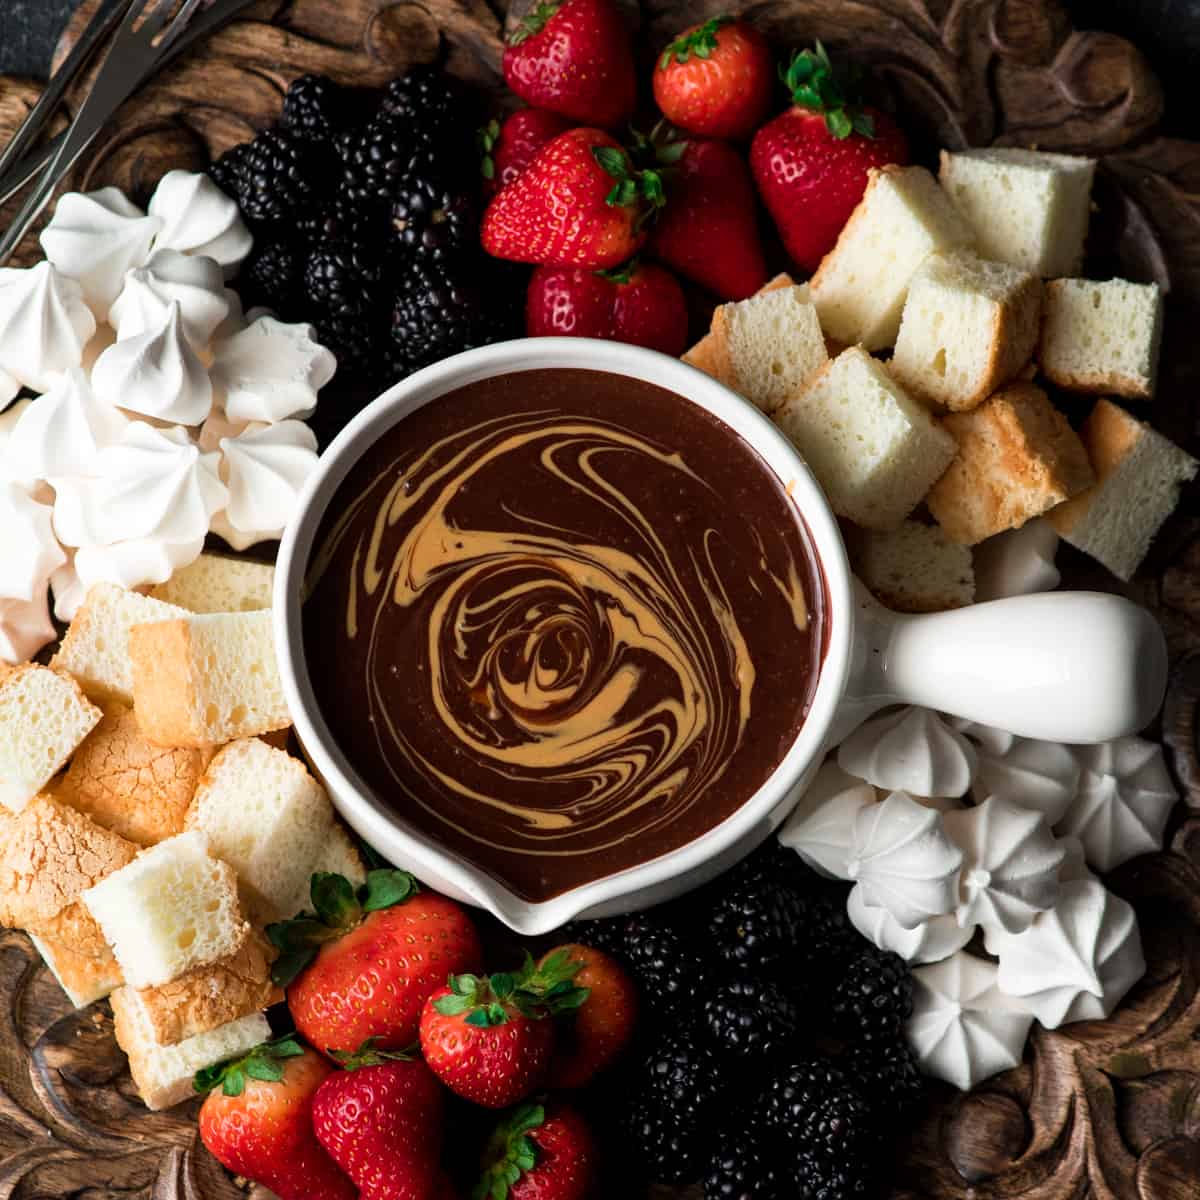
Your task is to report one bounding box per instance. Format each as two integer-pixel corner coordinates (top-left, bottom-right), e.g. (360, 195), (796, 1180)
(479, 0), (909, 353)
(195, 870), (635, 1200)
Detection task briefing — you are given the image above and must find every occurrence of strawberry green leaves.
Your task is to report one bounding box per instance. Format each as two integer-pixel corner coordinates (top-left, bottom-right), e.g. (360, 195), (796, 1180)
(508, 1), (563, 46)
(433, 952), (591, 1027)
(782, 42), (876, 139)
(193, 1035), (305, 1098)
(329, 1037), (417, 1071)
(658, 14), (732, 70)
(474, 1102), (545, 1200)
(592, 145), (668, 213)
(267, 869), (418, 987)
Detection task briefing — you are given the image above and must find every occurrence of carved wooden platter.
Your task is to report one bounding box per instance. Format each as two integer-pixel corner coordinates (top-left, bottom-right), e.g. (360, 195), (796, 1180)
(1, 1), (1199, 1196)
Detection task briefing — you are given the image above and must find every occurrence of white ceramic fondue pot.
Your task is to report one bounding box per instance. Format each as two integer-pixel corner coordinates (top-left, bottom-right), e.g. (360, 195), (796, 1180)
(275, 338), (1167, 935)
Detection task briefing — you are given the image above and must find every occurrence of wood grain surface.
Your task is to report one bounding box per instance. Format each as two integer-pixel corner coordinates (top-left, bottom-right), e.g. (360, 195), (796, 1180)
(0, 1), (1198, 1197)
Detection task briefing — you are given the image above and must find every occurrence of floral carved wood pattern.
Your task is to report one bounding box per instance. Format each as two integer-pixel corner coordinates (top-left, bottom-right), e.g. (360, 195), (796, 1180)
(0, 0), (1198, 1195)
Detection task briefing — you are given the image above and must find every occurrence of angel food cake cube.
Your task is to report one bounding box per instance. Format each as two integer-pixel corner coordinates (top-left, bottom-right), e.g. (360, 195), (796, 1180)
(810, 165), (975, 350)
(55, 701), (214, 846)
(0, 664), (101, 811)
(1047, 398), (1199, 579)
(774, 347), (957, 530)
(1039, 278), (1163, 400)
(927, 383), (1094, 544)
(81, 830), (249, 989)
(938, 148), (1095, 278)
(185, 738), (336, 922)
(129, 610), (289, 747)
(890, 251), (1042, 412)
(683, 283), (827, 413)
(148, 553), (276, 613)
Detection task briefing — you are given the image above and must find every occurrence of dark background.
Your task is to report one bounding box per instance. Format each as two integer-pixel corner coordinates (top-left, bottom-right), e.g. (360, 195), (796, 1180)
(0, 1), (1197, 134)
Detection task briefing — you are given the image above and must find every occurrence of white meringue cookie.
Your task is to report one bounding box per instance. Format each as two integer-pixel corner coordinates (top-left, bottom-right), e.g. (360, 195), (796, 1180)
(49, 555), (85, 623)
(1056, 737), (1177, 872)
(74, 535), (206, 596)
(950, 718), (1014, 758)
(211, 286), (246, 345)
(1057, 835), (1095, 884)
(53, 422), (226, 550)
(910, 794), (965, 813)
(148, 170), (253, 278)
(0, 594), (57, 664)
(972, 519), (1061, 602)
(993, 879), (1144, 1029)
(39, 187), (162, 313)
(0, 366), (18, 410)
(907, 953), (1034, 1090)
(198, 407), (253, 453)
(0, 262), (96, 393)
(970, 735), (1081, 825)
(211, 315), (336, 423)
(838, 707), (976, 799)
(845, 791), (963, 929)
(0, 399), (33, 488)
(0, 482), (66, 604)
(211, 419), (320, 550)
(109, 248), (231, 349)
(2, 368), (129, 485)
(943, 797), (1064, 934)
(847, 884), (972, 965)
(779, 760), (876, 879)
(92, 303), (213, 426)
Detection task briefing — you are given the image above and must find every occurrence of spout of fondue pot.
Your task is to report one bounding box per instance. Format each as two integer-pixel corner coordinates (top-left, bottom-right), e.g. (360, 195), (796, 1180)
(832, 583), (1168, 745)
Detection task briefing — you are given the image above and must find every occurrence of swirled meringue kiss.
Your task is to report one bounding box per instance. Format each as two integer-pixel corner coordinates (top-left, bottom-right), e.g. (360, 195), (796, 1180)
(304, 368), (827, 900)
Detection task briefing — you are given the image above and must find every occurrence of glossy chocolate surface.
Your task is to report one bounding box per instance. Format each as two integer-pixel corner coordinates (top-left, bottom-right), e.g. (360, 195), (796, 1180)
(303, 368), (824, 899)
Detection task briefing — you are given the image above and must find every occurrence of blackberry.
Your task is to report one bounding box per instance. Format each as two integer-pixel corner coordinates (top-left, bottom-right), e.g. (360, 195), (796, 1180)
(560, 916), (629, 959)
(390, 176), (478, 264)
(725, 839), (813, 897)
(304, 241), (381, 316)
(281, 74), (357, 143)
(239, 240), (302, 314)
(616, 912), (708, 1021)
(794, 1147), (878, 1200)
(237, 128), (332, 227)
(704, 1126), (786, 1200)
(622, 1028), (723, 1184)
(830, 947), (912, 1044)
(297, 190), (375, 248)
(341, 115), (428, 210)
(708, 880), (806, 977)
(389, 259), (515, 374)
(798, 891), (860, 979)
(313, 311), (381, 381)
(760, 1059), (878, 1199)
(379, 65), (472, 133)
(844, 1038), (925, 1121)
(208, 141), (250, 202)
(703, 977), (803, 1062)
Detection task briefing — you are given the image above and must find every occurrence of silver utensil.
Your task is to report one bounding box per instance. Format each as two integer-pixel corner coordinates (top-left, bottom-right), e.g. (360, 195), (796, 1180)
(0, 0), (135, 192)
(0, 0), (250, 264)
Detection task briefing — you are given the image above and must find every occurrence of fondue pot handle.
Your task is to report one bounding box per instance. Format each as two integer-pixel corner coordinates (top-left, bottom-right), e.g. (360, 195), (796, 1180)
(839, 585), (1168, 745)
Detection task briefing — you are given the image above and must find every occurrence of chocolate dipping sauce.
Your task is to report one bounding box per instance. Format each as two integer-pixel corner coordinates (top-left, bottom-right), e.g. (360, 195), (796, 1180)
(303, 368), (825, 900)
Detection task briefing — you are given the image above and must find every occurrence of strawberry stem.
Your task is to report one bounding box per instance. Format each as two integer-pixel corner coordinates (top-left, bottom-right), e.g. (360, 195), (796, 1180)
(474, 1102), (545, 1200)
(781, 42), (876, 140)
(433, 953), (590, 1026)
(330, 1037), (416, 1071)
(266, 869), (418, 987)
(591, 145), (668, 214)
(478, 118), (500, 181)
(658, 14), (732, 70)
(193, 1035), (306, 1098)
(507, 1), (561, 46)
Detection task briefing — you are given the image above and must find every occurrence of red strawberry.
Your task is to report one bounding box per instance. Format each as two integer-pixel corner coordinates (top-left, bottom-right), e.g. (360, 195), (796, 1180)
(269, 870), (482, 1055)
(646, 134), (768, 301)
(419, 950), (589, 1109)
(476, 1102), (596, 1200)
(502, 0), (636, 131)
(652, 15), (774, 141)
(197, 1038), (356, 1200)
(311, 1041), (444, 1200)
(543, 942), (637, 1088)
(480, 108), (573, 198)
(481, 128), (662, 269)
(526, 260), (688, 355)
(750, 43), (908, 274)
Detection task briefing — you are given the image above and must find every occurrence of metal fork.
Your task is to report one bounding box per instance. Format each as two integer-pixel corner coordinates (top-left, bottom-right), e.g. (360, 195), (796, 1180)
(0, 0), (211, 265)
(0, 0), (257, 210)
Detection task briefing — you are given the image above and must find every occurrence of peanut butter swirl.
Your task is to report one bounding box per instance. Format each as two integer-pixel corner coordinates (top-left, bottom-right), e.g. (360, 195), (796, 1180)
(304, 370), (824, 900)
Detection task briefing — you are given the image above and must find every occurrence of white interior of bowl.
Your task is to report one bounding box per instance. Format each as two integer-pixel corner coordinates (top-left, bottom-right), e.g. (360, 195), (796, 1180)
(275, 338), (854, 934)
